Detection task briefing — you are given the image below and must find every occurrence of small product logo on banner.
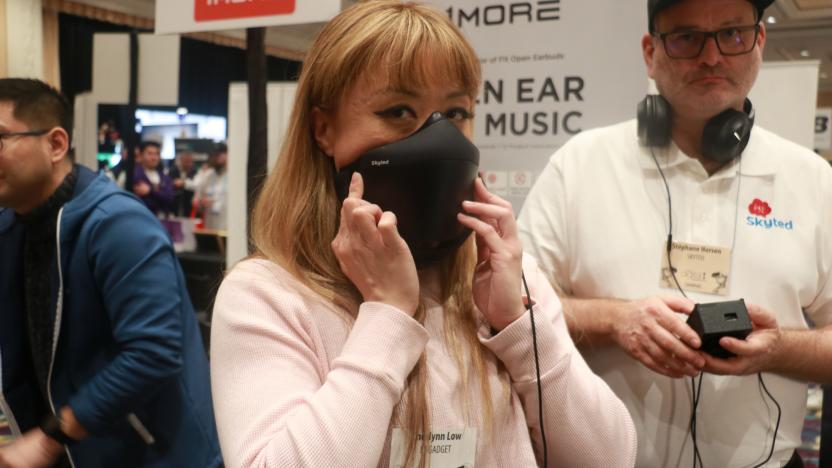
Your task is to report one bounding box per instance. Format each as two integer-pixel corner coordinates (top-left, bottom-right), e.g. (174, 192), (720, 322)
(481, 170), (508, 196)
(195, 0), (296, 22)
(510, 170), (533, 188)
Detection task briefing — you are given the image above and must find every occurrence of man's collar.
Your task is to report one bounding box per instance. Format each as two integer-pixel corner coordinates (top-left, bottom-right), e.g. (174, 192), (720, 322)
(736, 127), (779, 176)
(637, 139), (691, 172)
(638, 128), (777, 179)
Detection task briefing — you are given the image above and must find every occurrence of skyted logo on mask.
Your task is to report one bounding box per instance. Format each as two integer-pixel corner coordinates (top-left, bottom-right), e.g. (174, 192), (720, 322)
(746, 198), (794, 231)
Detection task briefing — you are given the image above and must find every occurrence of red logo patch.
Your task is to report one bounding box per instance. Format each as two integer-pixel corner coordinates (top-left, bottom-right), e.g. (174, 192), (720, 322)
(748, 198), (772, 217)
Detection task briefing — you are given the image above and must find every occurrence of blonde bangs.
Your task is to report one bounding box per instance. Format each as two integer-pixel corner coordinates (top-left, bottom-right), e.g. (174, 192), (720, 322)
(311, 2), (480, 109)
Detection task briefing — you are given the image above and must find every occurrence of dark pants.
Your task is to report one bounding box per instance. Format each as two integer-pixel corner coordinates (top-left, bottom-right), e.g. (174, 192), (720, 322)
(784, 450), (804, 468)
(821, 385), (832, 467)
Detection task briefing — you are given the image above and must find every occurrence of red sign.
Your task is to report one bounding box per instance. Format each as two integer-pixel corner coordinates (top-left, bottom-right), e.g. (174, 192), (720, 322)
(195, 0), (296, 22)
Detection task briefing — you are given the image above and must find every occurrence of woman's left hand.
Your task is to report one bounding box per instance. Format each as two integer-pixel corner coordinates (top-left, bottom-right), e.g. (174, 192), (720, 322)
(457, 178), (526, 331)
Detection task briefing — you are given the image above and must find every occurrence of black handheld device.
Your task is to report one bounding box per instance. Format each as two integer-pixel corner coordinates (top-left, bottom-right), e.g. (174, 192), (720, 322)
(686, 299), (752, 358)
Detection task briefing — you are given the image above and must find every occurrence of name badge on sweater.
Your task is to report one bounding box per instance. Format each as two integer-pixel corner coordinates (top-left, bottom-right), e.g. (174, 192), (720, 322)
(659, 241), (731, 296)
(390, 428), (477, 468)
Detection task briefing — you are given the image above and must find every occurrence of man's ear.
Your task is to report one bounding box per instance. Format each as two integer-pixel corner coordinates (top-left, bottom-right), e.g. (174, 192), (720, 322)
(757, 22), (766, 52)
(46, 127), (70, 165)
(311, 106), (335, 157)
(642, 33), (657, 79)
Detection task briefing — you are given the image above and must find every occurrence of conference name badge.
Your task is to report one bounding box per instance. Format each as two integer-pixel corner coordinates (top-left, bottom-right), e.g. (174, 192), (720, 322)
(390, 427), (477, 468)
(659, 241), (731, 296)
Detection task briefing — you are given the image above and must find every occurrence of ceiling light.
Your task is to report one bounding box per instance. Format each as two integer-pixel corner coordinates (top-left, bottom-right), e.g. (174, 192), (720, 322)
(766, 16), (776, 24)
(176, 107), (188, 115)
(800, 50), (810, 57)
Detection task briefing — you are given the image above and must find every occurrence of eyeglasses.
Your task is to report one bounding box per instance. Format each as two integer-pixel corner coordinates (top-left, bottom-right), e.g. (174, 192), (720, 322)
(655, 25), (760, 59)
(0, 129), (49, 152)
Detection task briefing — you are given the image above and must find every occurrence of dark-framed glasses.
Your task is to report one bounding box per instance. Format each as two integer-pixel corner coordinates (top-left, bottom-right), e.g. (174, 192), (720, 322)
(655, 24), (761, 59)
(0, 129), (50, 152)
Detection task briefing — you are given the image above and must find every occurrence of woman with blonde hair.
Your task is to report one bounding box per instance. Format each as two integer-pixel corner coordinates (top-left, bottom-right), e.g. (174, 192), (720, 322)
(210, 1), (636, 467)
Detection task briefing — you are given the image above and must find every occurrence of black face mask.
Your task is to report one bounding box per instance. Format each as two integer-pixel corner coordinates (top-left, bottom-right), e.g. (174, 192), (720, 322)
(334, 112), (480, 266)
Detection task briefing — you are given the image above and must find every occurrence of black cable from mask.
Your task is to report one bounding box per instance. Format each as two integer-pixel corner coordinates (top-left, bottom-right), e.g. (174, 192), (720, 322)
(521, 270), (547, 468)
(479, 174), (546, 466)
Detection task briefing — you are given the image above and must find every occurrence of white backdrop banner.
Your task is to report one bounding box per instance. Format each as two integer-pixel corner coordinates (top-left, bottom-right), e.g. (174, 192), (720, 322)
(426, 1), (648, 209)
(227, 82), (298, 267)
(155, 0), (340, 34)
(748, 60), (819, 151)
(92, 33), (181, 106)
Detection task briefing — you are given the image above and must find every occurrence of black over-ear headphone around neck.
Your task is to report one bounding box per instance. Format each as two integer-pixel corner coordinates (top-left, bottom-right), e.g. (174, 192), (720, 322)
(637, 94), (755, 165)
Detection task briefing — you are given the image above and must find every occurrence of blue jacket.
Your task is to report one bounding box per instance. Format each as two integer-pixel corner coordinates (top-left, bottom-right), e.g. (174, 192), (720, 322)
(0, 166), (222, 467)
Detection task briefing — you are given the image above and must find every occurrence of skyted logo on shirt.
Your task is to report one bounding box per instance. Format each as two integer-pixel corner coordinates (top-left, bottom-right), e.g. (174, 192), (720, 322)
(746, 198), (794, 230)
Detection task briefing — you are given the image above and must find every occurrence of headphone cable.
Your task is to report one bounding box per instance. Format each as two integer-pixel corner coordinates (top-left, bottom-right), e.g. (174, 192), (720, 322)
(650, 148), (783, 468)
(690, 372), (704, 468)
(751, 373), (782, 467)
(649, 148), (688, 300)
(651, 147), (705, 468)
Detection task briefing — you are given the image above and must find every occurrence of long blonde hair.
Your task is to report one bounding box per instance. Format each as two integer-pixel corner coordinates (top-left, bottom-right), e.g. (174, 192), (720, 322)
(250, 1), (503, 466)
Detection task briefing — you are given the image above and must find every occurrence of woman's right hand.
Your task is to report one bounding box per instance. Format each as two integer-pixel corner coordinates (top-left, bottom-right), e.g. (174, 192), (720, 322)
(331, 172), (419, 316)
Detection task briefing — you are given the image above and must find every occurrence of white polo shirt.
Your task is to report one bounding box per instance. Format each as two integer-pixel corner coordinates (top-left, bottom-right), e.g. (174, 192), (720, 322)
(518, 119), (832, 467)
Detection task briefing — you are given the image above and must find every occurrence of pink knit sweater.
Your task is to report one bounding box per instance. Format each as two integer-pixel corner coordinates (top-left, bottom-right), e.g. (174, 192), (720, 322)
(210, 256), (636, 467)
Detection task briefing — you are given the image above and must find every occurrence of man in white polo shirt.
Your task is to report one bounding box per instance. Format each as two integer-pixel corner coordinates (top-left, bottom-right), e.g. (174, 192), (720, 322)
(518, 0), (832, 467)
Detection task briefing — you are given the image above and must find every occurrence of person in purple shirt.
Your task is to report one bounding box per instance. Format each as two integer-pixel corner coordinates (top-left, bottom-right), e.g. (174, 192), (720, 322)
(132, 141), (174, 215)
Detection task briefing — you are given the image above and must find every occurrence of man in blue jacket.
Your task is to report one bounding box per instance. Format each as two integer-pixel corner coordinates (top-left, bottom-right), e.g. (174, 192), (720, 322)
(0, 78), (221, 466)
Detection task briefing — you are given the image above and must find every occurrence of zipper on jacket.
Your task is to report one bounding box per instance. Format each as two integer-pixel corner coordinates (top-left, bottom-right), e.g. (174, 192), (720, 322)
(127, 413), (156, 445)
(47, 208), (76, 468)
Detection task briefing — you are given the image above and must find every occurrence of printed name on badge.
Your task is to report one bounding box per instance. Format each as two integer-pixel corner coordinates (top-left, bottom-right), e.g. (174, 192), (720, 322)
(390, 427), (477, 468)
(659, 241), (732, 296)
